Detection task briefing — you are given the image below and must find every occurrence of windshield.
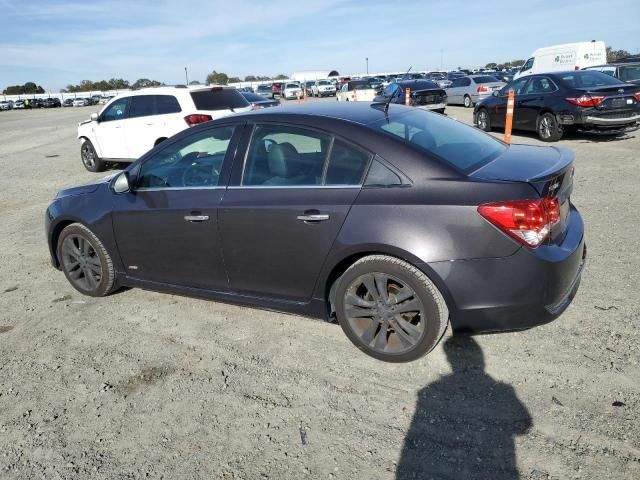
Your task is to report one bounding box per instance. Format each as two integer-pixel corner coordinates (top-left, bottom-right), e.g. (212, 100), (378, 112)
(619, 65), (640, 82)
(285, 84), (299, 89)
(474, 76), (500, 84)
(351, 81), (373, 90)
(368, 108), (506, 174)
(559, 71), (626, 88)
(318, 80), (330, 85)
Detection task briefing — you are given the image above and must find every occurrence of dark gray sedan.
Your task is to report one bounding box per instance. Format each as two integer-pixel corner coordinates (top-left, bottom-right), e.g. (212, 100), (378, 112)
(45, 103), (585, 362)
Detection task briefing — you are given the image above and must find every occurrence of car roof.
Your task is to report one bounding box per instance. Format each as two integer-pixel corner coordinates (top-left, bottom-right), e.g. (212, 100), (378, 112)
(223, 101), (411, 126)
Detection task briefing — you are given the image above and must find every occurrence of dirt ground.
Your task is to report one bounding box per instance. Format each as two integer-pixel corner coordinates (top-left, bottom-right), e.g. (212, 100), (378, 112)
(0, 101), (638, 480)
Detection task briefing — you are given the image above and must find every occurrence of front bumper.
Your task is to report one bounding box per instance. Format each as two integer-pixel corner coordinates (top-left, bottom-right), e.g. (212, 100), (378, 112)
(424, 205), (585, 334)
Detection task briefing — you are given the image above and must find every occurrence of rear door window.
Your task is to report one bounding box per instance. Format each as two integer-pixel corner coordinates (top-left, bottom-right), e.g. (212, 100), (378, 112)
(243, 125), (330, 186)
(190, 89), (249, 111)
(128, 95), (155, 118)
(325, 140), (371, 186)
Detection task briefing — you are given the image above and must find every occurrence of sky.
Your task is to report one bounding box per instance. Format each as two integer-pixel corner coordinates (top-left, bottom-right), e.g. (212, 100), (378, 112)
(1, 0), (639, 92)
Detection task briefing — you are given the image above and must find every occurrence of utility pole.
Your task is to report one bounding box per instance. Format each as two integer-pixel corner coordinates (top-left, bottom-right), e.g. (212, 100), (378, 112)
(185, 67), (189, 85)
(366, 57), (369, 75)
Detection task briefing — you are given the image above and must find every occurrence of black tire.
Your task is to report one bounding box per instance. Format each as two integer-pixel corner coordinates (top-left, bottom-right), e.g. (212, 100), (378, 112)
(56, 223), (116, 297)
(537, 112), (563, 142)
(80, 139), (105, 172)
(463, 95), (473, 108)
(476, 108), (492, 131)
(335, 255), (449, 363)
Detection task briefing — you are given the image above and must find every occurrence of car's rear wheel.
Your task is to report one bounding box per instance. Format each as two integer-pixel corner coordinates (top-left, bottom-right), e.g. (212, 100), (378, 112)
(335, 255), (449, 362)
(57, 223), (116, 297)
(81, 139), (105, 172)
(477, 108), (492, 131)
(463, 95), (473, 108)
(537, 112), (563, 142)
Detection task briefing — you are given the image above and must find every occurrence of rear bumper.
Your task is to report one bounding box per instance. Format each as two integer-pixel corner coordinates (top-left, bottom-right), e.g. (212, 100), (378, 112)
(585, 114), (640, 126)
(424, 205), (585, 334)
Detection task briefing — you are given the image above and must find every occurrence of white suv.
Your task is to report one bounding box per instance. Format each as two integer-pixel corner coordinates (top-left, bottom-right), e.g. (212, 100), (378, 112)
(77, 85), (251, 172)
(311, 80), (336, 97)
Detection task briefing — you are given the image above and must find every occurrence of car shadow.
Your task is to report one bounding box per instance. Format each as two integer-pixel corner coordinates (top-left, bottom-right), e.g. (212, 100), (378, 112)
(489, 127), (636, 143)
(396, 336), (532, 480)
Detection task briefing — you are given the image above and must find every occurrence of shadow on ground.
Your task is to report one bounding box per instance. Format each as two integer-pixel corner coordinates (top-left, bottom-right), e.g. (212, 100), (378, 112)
(396, 336), (532, 480)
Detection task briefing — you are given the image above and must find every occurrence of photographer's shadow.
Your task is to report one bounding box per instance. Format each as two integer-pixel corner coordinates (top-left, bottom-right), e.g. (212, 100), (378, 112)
(396, 336), (532, 480)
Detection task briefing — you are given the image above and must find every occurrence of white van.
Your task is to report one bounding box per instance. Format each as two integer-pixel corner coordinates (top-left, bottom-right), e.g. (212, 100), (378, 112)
(514, 41), (607, 79)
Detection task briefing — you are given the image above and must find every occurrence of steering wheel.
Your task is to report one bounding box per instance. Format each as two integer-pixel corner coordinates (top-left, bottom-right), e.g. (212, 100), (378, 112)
(182, 162), (219, 187)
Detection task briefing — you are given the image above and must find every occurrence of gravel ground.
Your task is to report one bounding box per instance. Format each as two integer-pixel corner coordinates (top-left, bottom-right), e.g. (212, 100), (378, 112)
(0, 101), (638, 480)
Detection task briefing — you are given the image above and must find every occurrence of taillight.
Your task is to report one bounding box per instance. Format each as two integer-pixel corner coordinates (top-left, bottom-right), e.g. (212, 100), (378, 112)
(634, 92), (640, 102)
(565, 95), (605, 107)
(251, 104), (264, 110)
(477, 85), (490, 94)
(477, 198), (560, 247)
(184, 114), (212, 126)
(211, 86), (223, 91)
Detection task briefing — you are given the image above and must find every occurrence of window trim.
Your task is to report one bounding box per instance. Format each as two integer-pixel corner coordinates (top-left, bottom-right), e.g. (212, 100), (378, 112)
(237, 122), (374, 189)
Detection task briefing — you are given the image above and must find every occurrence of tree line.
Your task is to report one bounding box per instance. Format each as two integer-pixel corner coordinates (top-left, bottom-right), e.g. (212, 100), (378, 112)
(205, 71), (289, 85)
(2, 82), (45, 95)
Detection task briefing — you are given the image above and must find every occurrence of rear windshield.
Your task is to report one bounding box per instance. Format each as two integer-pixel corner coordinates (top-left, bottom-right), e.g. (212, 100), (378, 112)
(474, 76), (500, 84)
(285, 83), (299, 88)
(242, 92), (268, 102)
(558, 71), (625, 88)
(369, 108), (506, 174)
(351, 81), (372, 90)
(190, 89), (249, 111)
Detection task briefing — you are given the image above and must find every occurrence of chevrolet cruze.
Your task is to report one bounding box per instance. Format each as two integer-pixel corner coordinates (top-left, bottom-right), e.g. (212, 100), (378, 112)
(46, 103), (586, 362)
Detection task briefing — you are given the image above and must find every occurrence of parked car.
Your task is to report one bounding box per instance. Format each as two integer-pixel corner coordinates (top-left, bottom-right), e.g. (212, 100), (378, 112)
(374, 80), (447, 114)
(13, 100), (25, 109)
(336, 80), (377, 102)
(73, 98), (88, 107)
(0, 100), (14, 110)
(584, 62), (640, 86)
(474, 71), (640, 141)
(446, 75), (505, 107)
(77, 85), (252, 172)
(271, 82), (284, 99)
(99, 96), (114, 104)
(47, 102), (585, 363)
(311, 80), (337, 97)
(241, 91), (280, 109)
(62, 98), (74, 107)
(31, 98), (45, 108)
(281, 83), (303, 100)
(43, 97), (62, 108)
(256, 84), (273, 96)
(515, 41), (606, 79)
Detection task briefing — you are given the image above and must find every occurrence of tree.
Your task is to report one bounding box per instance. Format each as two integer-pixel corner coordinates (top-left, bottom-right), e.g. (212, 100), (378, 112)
(607, 46), (632, 62)
(2, 82), (45, 95)
(107, 78), (130, 90)
(274, 74), (288, 80)
(244, 75), (257, 82)
(228, 76), (241, 84)
(131, 78), (162, 90)
(206, 70), (229, 85)
(485, 62), (497, 69)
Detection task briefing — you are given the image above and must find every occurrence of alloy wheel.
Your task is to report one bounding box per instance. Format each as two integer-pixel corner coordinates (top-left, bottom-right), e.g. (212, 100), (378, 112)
(539, 116), (553, 139)
(60, 234), (103, 292)
(343, 273), (425, 355)
(478, 111), (489, 130)
(81, 144), (95, 169)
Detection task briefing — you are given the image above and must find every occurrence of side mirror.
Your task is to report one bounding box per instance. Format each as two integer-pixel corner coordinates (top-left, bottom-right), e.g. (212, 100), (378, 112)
(113, 171), (130, 194)
(90, 113), (99, 122)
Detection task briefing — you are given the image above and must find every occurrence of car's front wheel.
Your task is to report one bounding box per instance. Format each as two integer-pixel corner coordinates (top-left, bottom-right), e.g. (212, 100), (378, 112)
(80, 139), (105, 172)
(57, 223), (116, 297)
(537, 112), (563, 142)
(476, 108), (492, 131)
(463, 95), (473, 108)
(335, 255), (449, 362)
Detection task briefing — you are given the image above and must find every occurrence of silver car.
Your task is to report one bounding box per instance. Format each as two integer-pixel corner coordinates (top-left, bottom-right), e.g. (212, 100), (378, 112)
(446, 75), (505, 108)
(0, 100), (14, 110)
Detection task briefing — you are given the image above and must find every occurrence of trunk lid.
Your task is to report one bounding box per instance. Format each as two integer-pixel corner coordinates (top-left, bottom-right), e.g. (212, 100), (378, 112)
(471, 144), (575, 243)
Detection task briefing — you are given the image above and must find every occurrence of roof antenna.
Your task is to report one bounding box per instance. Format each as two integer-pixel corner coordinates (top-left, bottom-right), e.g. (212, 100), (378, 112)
(384, 65), (412, 113)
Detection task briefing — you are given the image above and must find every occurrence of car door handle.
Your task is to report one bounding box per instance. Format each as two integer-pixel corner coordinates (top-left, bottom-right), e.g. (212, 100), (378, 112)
(184, 215), (209, 222)
(297, 214), (330, 222)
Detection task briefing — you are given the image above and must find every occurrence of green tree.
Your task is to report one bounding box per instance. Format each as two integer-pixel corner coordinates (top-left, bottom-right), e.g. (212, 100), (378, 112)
(206, 70), (229, 85)
(131, 78), (162, 89)
(2, 82), (45, 95)
(244, 75), (257, 82)
(274, 74), (288, 80)
(228, 76), (241, 84)
(485, 62), (497, 69)
(606, 47), (631, 62)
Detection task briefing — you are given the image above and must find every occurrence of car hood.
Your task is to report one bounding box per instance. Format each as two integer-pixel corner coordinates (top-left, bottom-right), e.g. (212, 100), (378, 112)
(55, 173), (117, 199)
